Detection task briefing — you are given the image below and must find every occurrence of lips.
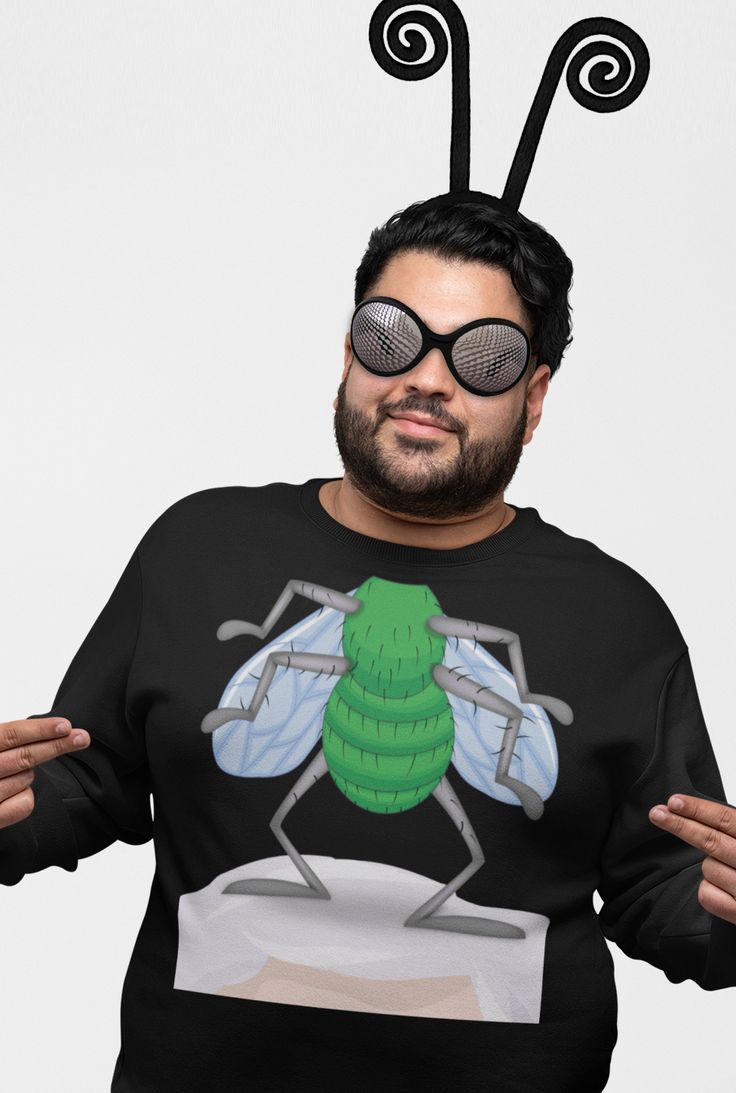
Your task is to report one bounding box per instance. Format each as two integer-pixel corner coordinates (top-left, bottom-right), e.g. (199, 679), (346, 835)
(389, 412), (453, 434)
(387, 413), (450, 430)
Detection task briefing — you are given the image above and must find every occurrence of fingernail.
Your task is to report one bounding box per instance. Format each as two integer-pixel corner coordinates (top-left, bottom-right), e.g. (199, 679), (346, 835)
(72, 732), (87, 747)
(55, 721), (70, 734)
(669, 796), (684, 811)
(651, 807), (668, 821)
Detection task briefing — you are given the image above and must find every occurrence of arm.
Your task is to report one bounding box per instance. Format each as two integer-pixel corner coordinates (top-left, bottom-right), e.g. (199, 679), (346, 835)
(597, 648), (736, 989)
(0, 549), (152, 886)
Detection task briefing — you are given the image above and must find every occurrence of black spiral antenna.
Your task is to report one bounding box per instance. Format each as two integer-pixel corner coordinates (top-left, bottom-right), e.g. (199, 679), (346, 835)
(368, 0), (650, 213)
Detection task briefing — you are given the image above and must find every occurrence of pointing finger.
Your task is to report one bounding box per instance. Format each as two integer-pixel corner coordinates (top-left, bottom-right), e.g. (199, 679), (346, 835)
(649, 794), (736, 867)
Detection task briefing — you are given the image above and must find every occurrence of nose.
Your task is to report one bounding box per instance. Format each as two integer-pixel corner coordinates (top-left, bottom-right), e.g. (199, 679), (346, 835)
(401, 346), (456, 397)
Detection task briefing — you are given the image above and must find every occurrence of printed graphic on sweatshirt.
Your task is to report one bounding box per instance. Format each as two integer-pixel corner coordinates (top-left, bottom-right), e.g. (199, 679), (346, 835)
(174, 577), (573, 1022)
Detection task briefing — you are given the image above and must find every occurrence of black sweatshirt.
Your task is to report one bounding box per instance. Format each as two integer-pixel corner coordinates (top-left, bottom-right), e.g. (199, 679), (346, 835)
(2, 477), (735, 1092)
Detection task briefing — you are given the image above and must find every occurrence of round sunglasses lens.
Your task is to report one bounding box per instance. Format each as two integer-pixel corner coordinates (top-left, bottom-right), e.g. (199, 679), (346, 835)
(452, 324), (528, 393)
(351, 300), (422, 374)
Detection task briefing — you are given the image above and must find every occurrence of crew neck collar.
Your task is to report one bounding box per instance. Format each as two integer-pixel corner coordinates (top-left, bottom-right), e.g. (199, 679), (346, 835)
(298, 477), (542, 566)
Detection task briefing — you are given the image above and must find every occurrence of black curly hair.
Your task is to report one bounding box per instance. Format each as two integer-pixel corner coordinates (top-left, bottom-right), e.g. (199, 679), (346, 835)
(353, 197), (575, 380)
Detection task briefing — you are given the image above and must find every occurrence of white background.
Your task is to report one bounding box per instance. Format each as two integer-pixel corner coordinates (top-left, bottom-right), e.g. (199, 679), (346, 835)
(1, 1), (734, 1089)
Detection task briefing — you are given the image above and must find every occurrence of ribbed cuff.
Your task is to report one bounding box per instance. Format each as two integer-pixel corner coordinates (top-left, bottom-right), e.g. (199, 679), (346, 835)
(0, 809), (39, 886)
(0, 765), (78, 885)
(29, 764), (79, 874)
(703, 914), (736, 990)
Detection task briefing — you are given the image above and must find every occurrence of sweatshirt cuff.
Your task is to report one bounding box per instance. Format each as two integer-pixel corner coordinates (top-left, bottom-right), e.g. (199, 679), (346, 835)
(29, 763), (79, 873)
(703, 913), (736, 990)
(0, 765), (79, 885)
(0, 810), (38, 886)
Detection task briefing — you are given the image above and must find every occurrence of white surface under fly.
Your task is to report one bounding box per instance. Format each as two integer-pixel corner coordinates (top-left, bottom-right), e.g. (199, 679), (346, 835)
(174, 854), (549, 1022)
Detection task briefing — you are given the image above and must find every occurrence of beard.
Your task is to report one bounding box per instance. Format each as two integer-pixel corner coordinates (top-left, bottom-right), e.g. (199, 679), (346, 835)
(331, 371), (529, 520)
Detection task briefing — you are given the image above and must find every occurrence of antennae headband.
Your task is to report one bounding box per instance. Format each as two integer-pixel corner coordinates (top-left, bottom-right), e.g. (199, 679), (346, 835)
(368, 1), (651, 212)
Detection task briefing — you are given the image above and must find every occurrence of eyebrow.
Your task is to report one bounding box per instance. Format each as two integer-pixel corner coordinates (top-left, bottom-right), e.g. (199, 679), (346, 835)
(385, 296), (530, 338)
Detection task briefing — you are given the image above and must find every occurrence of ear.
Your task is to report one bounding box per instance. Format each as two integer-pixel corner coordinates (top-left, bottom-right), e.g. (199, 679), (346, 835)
(334, 333), (354, 410)
(340, 332), (355, 385)
(523, 362), (551, 444)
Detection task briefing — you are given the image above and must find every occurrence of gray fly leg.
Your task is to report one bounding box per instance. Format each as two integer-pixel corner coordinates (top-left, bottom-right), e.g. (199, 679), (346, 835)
(202, 581), (360, 900)
(202, 578), (360, 734)
(203, 647), (351, 899)
(404, 770), (525, 939)
(433, 662), (544, 821)
(213, 579), (362, 643)
(201, 649), (351, 734)
(428, 615), (574, 726)
(223, 744), (333, 900)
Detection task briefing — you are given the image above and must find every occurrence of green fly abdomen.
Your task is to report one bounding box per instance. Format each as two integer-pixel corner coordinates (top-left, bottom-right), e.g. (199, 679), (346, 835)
(321, 576), (454, 814)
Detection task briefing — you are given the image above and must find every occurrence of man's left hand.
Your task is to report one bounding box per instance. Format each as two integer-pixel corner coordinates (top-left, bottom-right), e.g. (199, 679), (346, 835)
(649, 795), (736, 925)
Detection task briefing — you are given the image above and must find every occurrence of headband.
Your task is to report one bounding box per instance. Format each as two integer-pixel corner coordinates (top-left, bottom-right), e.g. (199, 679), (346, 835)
(368, 0), (650, 215)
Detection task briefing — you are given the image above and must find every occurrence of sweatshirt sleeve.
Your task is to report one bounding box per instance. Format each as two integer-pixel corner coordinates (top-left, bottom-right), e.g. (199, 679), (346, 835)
(597, 648), (736, 990)
(0, 548), (153, 886)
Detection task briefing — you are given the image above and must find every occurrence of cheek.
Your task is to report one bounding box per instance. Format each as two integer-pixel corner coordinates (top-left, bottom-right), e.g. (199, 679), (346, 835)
(348, 370), (396, 410)
(468, 397), (521, 437)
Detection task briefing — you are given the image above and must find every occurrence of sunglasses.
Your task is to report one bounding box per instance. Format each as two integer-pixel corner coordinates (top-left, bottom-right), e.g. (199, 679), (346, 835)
(349, 295), (533, 397)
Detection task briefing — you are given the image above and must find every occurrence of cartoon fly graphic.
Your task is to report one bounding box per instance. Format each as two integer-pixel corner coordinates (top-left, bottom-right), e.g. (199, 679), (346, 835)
(201, 576), (573, 939)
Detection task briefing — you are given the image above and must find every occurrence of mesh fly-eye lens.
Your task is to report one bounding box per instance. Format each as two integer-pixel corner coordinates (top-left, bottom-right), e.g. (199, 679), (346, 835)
(350, 298), (530, 396)
(351, 300), (424, 374)
(451, 323), (529, 393)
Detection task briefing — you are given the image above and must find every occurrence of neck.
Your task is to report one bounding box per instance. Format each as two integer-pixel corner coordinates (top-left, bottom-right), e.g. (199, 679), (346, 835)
(318, 475), (514, 550)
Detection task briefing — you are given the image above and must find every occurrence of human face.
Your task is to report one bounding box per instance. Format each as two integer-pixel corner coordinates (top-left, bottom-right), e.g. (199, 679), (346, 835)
(332, 249), (551, 519)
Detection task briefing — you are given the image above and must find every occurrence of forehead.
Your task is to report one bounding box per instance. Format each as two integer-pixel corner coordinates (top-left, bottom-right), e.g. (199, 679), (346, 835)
(368, 249), (530, 335)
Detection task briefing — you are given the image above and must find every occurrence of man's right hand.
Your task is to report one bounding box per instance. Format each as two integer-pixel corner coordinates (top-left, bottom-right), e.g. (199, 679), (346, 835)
(0, 719), (90, 830)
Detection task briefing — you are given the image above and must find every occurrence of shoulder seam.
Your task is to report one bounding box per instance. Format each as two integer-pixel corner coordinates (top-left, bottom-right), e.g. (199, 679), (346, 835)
(628, 647), (690, 795)
(124, 548), (145, 730)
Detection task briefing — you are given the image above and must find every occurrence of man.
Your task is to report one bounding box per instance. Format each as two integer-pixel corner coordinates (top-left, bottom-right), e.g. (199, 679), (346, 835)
(2, 197), (735, 1091)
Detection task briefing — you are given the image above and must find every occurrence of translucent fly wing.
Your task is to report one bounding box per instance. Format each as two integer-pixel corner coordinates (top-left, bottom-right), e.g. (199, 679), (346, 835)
(210, 589), (360, 779)
(443, 636), (559, 805)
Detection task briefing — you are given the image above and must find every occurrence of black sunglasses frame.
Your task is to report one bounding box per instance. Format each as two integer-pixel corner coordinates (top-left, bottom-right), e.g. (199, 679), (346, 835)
(350, 295), (533, 397)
